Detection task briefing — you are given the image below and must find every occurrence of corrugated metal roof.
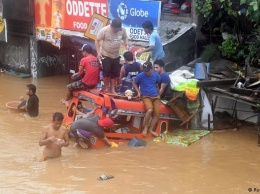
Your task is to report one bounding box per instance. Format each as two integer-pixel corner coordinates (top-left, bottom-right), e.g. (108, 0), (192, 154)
(159, 20), (195, 45)
(129, 20), (195, 47)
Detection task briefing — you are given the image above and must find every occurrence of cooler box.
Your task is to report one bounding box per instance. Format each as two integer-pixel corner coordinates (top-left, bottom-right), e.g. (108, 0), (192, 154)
(162, 3), (180, 13)
(170, 8), (181, 14)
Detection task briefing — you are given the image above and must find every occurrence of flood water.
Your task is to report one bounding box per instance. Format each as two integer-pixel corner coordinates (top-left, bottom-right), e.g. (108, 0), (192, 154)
(1, 72), (260, 194)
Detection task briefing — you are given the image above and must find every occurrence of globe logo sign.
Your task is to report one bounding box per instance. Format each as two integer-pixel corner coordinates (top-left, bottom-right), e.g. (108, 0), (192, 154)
(117, 2), (128, 20)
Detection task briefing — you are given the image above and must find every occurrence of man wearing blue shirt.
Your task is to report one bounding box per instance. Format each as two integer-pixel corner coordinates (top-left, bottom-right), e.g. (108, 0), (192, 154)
(153, 59), (171, 99)
(136, 21), (165, 62)
(132, 62), (160, 137)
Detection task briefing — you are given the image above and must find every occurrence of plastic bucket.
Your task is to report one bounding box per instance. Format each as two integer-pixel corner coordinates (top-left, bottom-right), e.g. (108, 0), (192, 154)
(194, 63), (210, 80)
(128, 137), (147, 147)
(6, 101), (26, 112)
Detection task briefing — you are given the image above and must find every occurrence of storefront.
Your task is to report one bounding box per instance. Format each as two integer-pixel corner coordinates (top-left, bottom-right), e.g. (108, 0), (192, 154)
(0, 0), (196, 78)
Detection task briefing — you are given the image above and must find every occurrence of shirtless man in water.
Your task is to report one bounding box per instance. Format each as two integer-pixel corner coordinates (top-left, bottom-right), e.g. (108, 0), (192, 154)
(39, 112), (69, 160)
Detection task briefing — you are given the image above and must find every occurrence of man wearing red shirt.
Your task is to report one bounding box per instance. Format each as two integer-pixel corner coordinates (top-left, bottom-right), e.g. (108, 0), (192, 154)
(63, 44), (100, 105)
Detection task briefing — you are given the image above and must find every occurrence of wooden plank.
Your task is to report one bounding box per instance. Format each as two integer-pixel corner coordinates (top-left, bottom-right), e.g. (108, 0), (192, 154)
(167, 91), (185, 104)
(168, 99), (191, 129)
(207, 73), (225, 79)
(248, 80), (260, 87)
(229, 87), (260, 97)
(197, 77), (259, 87)
(210, 87), (257, 103)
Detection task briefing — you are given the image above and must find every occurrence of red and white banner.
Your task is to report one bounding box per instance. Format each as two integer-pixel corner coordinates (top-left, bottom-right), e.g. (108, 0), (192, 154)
(62, 0), (108, 32)
(34, 0), (109, 47)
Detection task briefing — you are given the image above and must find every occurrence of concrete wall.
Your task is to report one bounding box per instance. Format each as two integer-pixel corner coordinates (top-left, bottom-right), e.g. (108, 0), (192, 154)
(36, 41), (68, 78)
(3, 35), (30, 73)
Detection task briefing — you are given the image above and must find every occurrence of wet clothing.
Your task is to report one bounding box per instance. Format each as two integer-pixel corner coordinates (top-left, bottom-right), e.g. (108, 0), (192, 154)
(117, 62), (142, 94)
(123, 62), (141, 79)
(27, 93), (39, 117)
(67, 80), (95, 91)
(96, 25), (128, 78)
(96, 25), (128, 58)
(134, 71), (160, 97)
(70, 129), (92, 144)
(159, 72), (171, 99)
(101, 56), (121, 78)
(141, 96), (160, 117)
(149, 31), (165, 61)
(80, 54), (100, 86)
(67, 54), (100, 91)
(70, 115), (105, 139)
(134, 71), (160, 116)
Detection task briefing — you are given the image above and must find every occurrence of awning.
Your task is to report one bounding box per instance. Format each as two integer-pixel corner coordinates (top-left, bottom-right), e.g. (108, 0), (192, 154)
(129, 20), (195, 47)
(60, 35), (96, 51)
(159, 20), (195, 46)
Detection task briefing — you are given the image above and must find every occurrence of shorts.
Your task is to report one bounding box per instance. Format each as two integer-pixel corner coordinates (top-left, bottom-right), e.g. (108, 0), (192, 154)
(70, 129), (92, 143)
(67, 80), (95, 91)
(101, 56), (121, 78)
(141, 96), (160, 117)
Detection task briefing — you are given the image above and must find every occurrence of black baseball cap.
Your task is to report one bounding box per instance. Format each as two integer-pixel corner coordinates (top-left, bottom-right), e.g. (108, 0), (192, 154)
(79, 44), (92, 53)
(142, 62), (153, 72)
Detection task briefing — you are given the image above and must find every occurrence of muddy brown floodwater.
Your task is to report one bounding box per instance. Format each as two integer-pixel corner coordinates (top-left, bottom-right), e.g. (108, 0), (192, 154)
(0, 72), (260, 194)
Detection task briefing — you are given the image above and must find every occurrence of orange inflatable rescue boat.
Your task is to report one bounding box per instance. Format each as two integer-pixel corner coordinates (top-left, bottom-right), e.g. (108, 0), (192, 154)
(63, 89), (178, 148)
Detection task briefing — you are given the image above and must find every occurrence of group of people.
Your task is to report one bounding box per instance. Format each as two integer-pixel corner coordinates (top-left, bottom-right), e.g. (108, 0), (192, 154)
(63, 19), (167, 102)
(17, 84), (70, 160)
(19, 84), (117, 160)
(63, 18), (171, 140)
(133, 59), (170, 137)
(39, 108), (117, 160)
(23, 18), (171, 160)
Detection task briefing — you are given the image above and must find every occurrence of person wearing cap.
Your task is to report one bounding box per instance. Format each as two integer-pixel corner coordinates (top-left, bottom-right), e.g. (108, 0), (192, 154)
(153, 59), (171, 99)
(63, 44), (100, 105)
(136, 21), (165, 62)
(132, 61), (160, 137)
(70, 109), (116, 148)
(95, 18), (129, 94)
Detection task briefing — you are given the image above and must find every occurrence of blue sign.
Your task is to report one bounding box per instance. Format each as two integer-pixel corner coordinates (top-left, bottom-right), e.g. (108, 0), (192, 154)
(108, 0), (161, 41)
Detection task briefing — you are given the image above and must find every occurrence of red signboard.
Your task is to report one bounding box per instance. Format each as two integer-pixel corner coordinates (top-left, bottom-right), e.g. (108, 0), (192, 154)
(34, 0), (109, 47)
(35, 0), (52, 27)
(62, 0), (108, 32)
(35, 0), (108, 32)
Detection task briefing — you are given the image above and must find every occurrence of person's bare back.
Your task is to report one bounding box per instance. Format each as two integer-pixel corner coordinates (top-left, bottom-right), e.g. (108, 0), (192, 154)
(39, 112), (69, 160)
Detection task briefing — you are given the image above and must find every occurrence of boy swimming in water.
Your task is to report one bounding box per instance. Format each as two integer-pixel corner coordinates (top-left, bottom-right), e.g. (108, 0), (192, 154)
(39, 112), (69, 160)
